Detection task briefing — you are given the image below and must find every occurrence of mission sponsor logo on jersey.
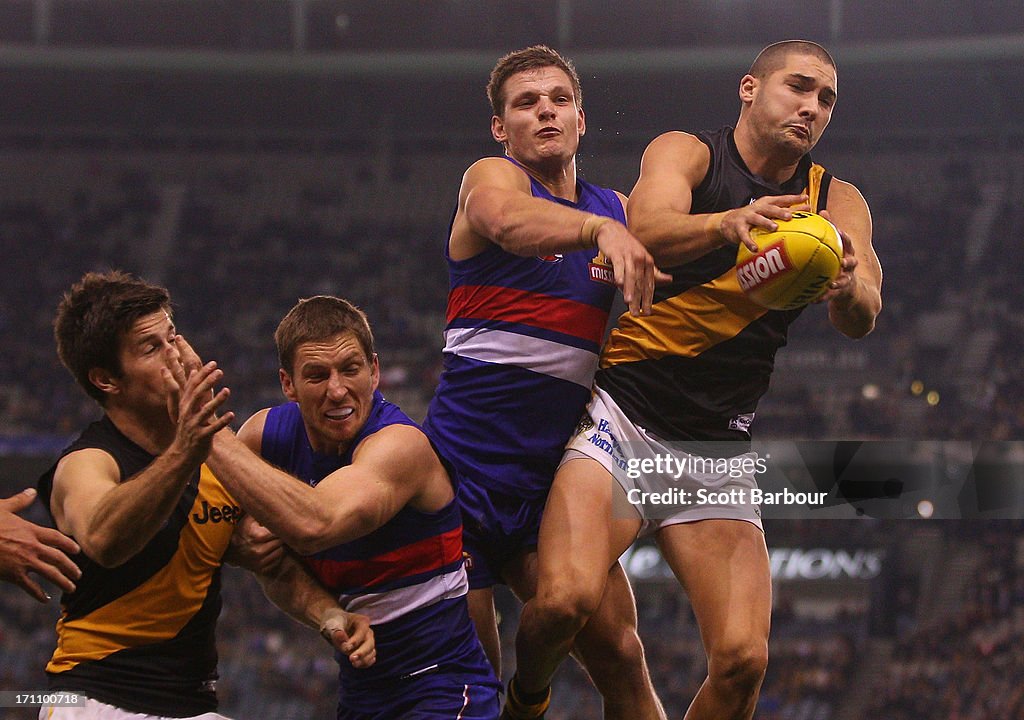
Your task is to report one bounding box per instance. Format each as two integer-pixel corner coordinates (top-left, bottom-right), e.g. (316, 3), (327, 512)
(736, 243), (792, 292)
(589, 252), (615, 285)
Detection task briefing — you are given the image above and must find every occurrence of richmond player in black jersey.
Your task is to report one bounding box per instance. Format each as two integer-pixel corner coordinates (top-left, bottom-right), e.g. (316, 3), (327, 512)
(511, 40), (882, 720)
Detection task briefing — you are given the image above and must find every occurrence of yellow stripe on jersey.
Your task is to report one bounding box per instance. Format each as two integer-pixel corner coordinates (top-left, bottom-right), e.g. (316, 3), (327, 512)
(47, 465), (236, 673)
(602, 165), (825, 369)
(601, 268), (768, 366)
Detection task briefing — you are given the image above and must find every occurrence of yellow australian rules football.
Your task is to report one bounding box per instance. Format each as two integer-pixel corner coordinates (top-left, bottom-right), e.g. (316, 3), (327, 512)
(735, 211), (844, 310)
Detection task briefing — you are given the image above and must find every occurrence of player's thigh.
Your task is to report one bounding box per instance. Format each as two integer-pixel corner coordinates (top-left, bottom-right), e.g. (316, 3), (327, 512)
(534, 457), (640, 608)
(656, 519), (771, 654)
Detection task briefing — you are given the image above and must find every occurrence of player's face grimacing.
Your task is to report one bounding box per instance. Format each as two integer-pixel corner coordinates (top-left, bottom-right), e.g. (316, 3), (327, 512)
(749, 51), (837, 157)
(280, 331), (380, 456)
(491, 65), (585, 167)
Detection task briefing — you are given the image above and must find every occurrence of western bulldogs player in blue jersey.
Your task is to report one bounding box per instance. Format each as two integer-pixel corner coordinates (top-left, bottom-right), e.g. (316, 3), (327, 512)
(422, 46), (669, 720)
(200, 296), (500, 720)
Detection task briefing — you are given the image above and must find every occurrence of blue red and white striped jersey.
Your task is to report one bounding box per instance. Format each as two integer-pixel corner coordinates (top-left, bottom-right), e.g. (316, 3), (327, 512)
(424, 160), (623, 500)
(260, 392), (488, 689)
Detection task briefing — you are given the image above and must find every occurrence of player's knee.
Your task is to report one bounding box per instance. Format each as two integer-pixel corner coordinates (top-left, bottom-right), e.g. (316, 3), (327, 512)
(709, 641), (768, 695)
(534, 585), (600, 635)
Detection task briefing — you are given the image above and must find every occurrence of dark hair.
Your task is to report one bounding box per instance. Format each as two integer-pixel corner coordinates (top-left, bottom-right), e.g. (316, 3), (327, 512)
(748, 40), (836, 79)
(487, 45), (583, 117)
(54, 270), (171, 404)
(275, 296), (375, 374)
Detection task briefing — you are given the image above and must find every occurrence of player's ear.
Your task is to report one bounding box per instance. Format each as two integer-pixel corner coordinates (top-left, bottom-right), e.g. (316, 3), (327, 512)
(369, 354), (380, 393)
(279, 368), (298, 402)
(739, 74), (757, 104)
(491, 114), (507, 144)
(577, 106), (586, 137)
(88, 367), (119, 398)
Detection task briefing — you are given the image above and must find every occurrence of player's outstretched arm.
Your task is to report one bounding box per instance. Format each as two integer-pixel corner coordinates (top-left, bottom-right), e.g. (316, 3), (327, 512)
(0, 488), (81, 602)
(628, 132), (809, 266)
(456, 157), (668, 315)
(819, 180), (882, 338)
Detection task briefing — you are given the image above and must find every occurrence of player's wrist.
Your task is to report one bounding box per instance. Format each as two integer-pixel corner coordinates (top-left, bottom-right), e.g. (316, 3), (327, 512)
(703, 212), (726, 247)
(579, 214), (611, 250)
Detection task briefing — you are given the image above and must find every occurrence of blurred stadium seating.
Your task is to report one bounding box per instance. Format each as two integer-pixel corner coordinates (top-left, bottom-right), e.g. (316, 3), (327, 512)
(1, 2), (1022, 717)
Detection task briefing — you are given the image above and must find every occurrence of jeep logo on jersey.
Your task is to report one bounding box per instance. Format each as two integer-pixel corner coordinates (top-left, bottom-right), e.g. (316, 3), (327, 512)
(736, 244), (791, 291)
(192, 501), (242, 525)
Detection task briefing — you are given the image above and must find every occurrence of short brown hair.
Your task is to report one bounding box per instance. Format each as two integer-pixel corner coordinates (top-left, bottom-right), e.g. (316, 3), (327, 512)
(275, 296), (375, 374)
(487, 45), (583, 117)
(54, 270), (171, 404)
(749, 40), (836, 79)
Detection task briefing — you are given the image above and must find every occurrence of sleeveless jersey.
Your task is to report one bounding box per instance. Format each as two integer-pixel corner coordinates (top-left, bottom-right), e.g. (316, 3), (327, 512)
(260, 391), (492, 693)
(597, 127), (833, 444)
(37, 415), (239, 717)
(424, 159), (622, 500)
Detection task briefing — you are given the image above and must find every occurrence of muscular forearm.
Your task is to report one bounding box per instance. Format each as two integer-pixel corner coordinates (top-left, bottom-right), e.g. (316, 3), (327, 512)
(629, 208), (728, 267)
(468, 187), (603, 257)
(256, 553), (337, 631)
(82, 447), (199, 567)
(207, 430), (371, 553)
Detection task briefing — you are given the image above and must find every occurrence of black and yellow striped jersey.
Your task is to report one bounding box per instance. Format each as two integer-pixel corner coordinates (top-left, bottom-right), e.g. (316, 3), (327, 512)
(597, 126), (832, 445)
(38, 415), (240, 717)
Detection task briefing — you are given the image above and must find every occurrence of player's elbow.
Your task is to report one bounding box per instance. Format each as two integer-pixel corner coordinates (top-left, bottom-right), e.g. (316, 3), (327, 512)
(287, 505), (377, 555)
(832, 292), (881, 339)
(283, 517), (335, 555)
(80, 531), (133, 568)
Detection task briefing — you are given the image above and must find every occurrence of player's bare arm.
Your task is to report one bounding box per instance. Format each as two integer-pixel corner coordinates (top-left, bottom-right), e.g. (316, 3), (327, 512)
(819, 179), (882, 338)
(208, 423), (449, 555)
(51, 358), (231, 568)
(629, 132), (809, 266)
(457, 157), (669, 315)
(251, 545), (376, 669)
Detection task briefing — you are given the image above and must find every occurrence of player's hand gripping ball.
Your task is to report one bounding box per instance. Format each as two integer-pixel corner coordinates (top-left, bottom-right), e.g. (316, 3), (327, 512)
(735, 211), (844, 310)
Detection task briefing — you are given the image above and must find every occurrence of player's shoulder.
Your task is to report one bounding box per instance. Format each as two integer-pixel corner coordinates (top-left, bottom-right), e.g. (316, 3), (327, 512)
(639, 131), (712, 183)
(644, 130), (708, 155)
(54, 446), (120, 485)
(237, 407), (273, 453)
(826, 176), (870, 210)
(354, 422), (441, 475)
(461, 156), (532, 192)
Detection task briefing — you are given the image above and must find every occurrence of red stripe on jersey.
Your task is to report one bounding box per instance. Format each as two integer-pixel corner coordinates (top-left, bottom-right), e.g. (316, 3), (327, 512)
(307, 525), (464, 592)
(447, 285), (608, 345)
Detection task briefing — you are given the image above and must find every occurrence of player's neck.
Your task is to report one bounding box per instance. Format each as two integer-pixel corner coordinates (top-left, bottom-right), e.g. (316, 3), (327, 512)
(518, 155), (579, 202)
(105, 403), (176, 456)
(734, 125), (801, 186)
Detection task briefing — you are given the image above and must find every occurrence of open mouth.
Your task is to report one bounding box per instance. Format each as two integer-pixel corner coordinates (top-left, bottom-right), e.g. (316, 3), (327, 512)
(537, 127), (561, 138)
(325, 407), (355, 421)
